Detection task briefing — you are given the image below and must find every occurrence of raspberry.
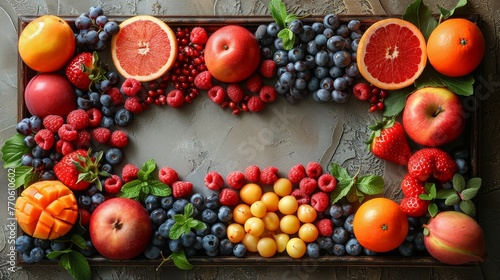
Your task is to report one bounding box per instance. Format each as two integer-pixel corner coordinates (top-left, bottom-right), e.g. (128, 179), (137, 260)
(226, 83), (245, 103)
(107, 87), (123, 105)
(259, 59), (277, 78)
(317, 173), (337, 192)
(55, 139), (74, 155)
(247, 96), (265, 112)
(204, 171), (225, 191)
(86, 108), (103, 127)
(103, 174), (123, 194)
(194, 70), (213, 90)
(226, 171), (245, 189)
(290, 188), (310, 205)
(158, 166), (179, 186)
(42, 115), (64, 132)
(91, 127), (111, 144)
(259, 85), (277, 103)
(288, 164), (306, 184)
(190, 27), (208, 45)
(79, 209), (91, 226)
(124, 96), (143, 114)
(259, 166), (278, 185)
(66, 109), (90, 130)
(245, 73), (263, 93)
(219, 188), (239, 206)
(244, 165), (260, 183)
(121, 78), (141, 96)
(311, 191), (329, 212)
(58, 124), (78, 141)
(299, 177), (317, 195)
(167, 89), (185, 108)
(34, 129), (55, 150)
(109, 130), (128, 148)
(172, 181), (193, 198)
(207, 86), (226, 104)
(122, 163), (139, 183)
(306, 161), (323, 179)
(74, 129), (91, 149)
(315, 218), (334, 237)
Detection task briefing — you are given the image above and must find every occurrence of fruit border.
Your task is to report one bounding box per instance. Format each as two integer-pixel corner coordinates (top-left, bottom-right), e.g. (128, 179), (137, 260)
(15, 14), (481, 268)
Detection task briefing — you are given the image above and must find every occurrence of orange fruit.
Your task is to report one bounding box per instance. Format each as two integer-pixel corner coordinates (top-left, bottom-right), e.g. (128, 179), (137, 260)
(15, 180), (79, 240)
(18, 15), (76, 72)
(352, 197), (408, 252)
(357, 18), (427, 90)
(427, 18), (485, 77)
(111, 15), (178, 82)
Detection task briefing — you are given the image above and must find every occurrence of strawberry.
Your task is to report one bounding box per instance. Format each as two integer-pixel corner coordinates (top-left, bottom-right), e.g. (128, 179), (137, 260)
(407, 148), (457, 182)
(400, 196), (429, 217)
(66, 52), (105, 90)
(53, 149), (107, 191)
(367, 117), (412, 165)
(400, 173), (426, 198)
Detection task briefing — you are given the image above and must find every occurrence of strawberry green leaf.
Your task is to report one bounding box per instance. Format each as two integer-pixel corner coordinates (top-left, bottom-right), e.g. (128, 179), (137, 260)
(383, 88), (413, 117)
(438, 0), (467, 21)
(415, 65), (474, 96)
(172, 250), (193, 270)
(402, 0), (438, 40)
(1, 133), (31, 168)
(356, 175), (384, 195)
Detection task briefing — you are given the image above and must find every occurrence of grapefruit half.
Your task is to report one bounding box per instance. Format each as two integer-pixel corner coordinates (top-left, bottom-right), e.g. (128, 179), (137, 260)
(357, 18), (427, 90)
(111, 15), (178, 82)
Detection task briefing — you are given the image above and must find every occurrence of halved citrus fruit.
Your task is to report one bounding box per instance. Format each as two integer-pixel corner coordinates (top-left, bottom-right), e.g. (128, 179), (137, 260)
(111, 15), (178, 82)
(357, 18), (427, 90)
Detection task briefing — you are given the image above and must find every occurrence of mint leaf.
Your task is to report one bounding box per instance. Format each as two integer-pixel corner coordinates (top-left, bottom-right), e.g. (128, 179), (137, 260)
(438, 0), (467, 21)
(137, 159), (156, 181)
(184, 203), (194, 217)
(330, 180), (354, 204)
(453, 173), (466, 192)
(466, 177), (482, 189)
(435, 188), (457, 199)
(13, 166), (37, 189)
(118, 180), (142, 199)
(62, 251), (92, 280)
(459, 200), (476, 217)
(169, 222), (184, 240)
(444, 193), (460, 205)
(70, 234), (87, 249)
(188, 219), (206, 230)
(383, 87), (413, 117)
(269, 0), (287, 28)
(149, 180), (172, 197)
(172, 250), (193, 270)
(415, 65), (474, 96)
(278, 29), (295, 50)
(402, 0), (438, 40)
(461, 188), (479, 200)
(47, 248), (72, 259)
(1, 133), (31, 168)
(284, 14), (298, 24)
(329, 163), (351, 182)
(173, 214), (186, 224)
(356, 175), (384, 195)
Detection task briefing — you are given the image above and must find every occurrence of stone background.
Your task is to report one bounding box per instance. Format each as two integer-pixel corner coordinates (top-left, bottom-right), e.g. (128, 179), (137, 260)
(0, 0), (499, 279)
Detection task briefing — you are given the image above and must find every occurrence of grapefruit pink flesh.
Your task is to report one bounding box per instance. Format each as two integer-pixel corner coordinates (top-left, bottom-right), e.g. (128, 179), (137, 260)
(357, 18), (427, 90)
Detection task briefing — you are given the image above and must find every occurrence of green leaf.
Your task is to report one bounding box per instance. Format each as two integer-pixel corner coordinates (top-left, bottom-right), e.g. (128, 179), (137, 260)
(356, 175), (384, 195)
(435, 188), (457, 199)
(330, 163), (352, 182)
(171, 250), (193, 270)
(444, 193), (460, 205)
(330, 180), (354, 204)
(137, 159), (157, 181)
(1, 133), (31, 168)
(47, 248), (72, 259)
(402, 0), (438, 40)
(428, 202), (439, 217)
(13, 166), (36, 189)
(277, 29), (296, 50)
(188, 219), (206, 230)
(169, 223), (184, 240)
(70, 234), (87, 249)
(438, 0), (467, 21)
(453, 173), (466, 192)
(459, 200), (476, 217)
(148, 180), (172, 197)
(461, 188), (479, 200)
(466, 177), (482, 189)
(415, 66), (474, 96)
(383, 88), (413, 117)
(118, 180), (142, 199)
(284, 14), (298, 24)
(60, 251), (92, 280)
(173, 214), (186, 224)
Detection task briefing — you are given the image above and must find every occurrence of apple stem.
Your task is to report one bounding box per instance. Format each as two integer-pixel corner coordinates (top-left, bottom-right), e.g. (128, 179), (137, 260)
(433, 106), (444, 117)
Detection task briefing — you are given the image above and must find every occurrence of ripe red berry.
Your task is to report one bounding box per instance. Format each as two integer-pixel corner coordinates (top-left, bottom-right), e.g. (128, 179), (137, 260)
(259, 59), (277, 78)
(79, 209), (91, 226)
(109, 130), (128, 148)
(352, 82), (373, 101)
(104, 174), (123, 194)
(124, 96), (143, 114)
(207, 85), (226, 104)
(311, 191), (329, 212)
(159, 166), (179, 186)
(107, 87), (123, 105)
(167, 89), (185, 108)
(245, 73), (263, 94)
(259, 85), (277, 103)
(288, 164), (306, 184)
(259, 166), (278, 185)
(244, 165), (260, 183)
(317, 173), (337, 193)
(305, 161), (323, 179)
(121, 163), (139, 183)
(91, 127), (111, 144)
(121, 78), (142, 96)
(290, 188), (311, 205)
(66, 109), (90, 130)
(74, 129), (91, 149)
(219, 188), (239, 206)
(190, 27), (208, 45)
(34, 129), (55, 150)
(193, 70), (213, 90)
(247, 96), (265, 112)
(172, 180), (193, 198)
(86, 108), (103, 127)
(204, 171), (225, 191)
(226, 83), (245, 103)
(55, 139), (74, 155)
(315, 218), (334, 236)
(42, 115), (64, 132)
(299, 177), (317, 195)
(58, 124), (78, 142)
(226, 171), (246, 190)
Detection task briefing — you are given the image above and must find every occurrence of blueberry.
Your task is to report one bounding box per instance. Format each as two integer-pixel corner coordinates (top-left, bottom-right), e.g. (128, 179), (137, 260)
(335, 24), (350, 37)
(88, 6), (103, 19)
(279, 71), (295, 88)
(219, 238), (235, 256)
(329, 65), (343, 79)
(201, 208), (218, 224)
(314, 89), (332, 102)
(306, 243), (320, 258)
(345, 63), (359, 77)
(205, 248), (219, 257)
(106, 71), (120, 85)
(364, 248), (377, 256)
(254, 24), (268, 40)
(158, 219), (176, 238)
(323, 14), (340, 29)
(100, 116), (115, 128)
(23, 135), (36, 147)
(31, 158), (44, 171)
(261, 46), (273, 59)
(194, 236), (203, 250)
(210, 222), (227, 240)
(78, 195), (92, 209)
(331, 217), (344, 227)
(273, 49), (289, 66)
(184, 246), (197, 257)
(314, 34), (327, 46)
(288, 47), (305, 63)
(195, 223), (210, 237)
(334, 77), (349, 91)
(314, 66), (329, 79)
(333, 50), (351, 67)
(32, 145), (49, 159)
(152, 230), (167, 247)
(33, 238), (51, 250)
(87, 185), (99, 196)
(455, 158), (469, 174)
(100, 163), (113, 174)
(105, 148), (123, 165)
(312, 22), (325, 33)
(344, 214), (355, 233)
(145, 194), (161, 212)
(104, 21), (120, 36)
(398, 241), (415, 257)
(79, 240), (97, 257)
(172, 198), (189, 213)
(233, 243), (247, 257)
(77, 97), (94, 110)
(316, 236), (334, 250)
(114, 108), (133, 126)
(347, 19), (361, 31)
(21, 154), (33, 166)
(99, 94), (112, 107)
(202, 234), (219, 251)
(22, 252), (34, 264)
(307, 77), (320, 92)
(29, 116), (42, 132)
(91, 193), (106, 206)
(288, 19), (304, 34)
(143, 244), (161, 259)
(189, 193), (205, 210)
(266, 22), (281, 37)
(332, 226), (349, 244)
(161, 196), (175, 210)
(180, 231), (197, 247)
(75, 14), (92, 29)
(101, 105), (115, 117)
(204, 193), (220, 210)
(294, 78), (307, 90)
(169, 238), (183, 252)
(15, 235), (33, 253)
(50, 241), (68, 251)
(345, 238), (362, 255)
(328, 204), (343, 218)
(331, 90), (350, 103)
(332, 243), (346, 256)
(315, 50), (329, 67)
(217, 206), (233, 223)
(299, 25), (315, 43)
(150, 208), (168, 226)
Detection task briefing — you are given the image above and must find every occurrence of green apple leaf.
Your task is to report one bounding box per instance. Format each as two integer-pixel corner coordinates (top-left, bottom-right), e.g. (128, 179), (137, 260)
(438, 0), (467, 22)
(415, 65), (474, 96)
(383, 87), (413, 117)
(61, 251), (91, 280)
(1, 133), (31, 168)
(402, 0), (438, 40)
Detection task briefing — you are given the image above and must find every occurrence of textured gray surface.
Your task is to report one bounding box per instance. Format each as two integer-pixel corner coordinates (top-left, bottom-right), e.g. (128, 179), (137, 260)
(1, 0), (499, 279)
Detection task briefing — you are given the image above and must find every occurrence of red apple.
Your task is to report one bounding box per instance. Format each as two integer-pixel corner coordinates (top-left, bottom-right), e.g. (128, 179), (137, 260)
(204, 25), (261, 83)
(402, 87), (465, 147)
(89, 197), (152, 260)
(24, 73), (76, 118)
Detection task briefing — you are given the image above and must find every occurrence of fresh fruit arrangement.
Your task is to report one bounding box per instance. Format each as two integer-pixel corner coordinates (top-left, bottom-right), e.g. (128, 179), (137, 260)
(2, 0), (487, 279)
